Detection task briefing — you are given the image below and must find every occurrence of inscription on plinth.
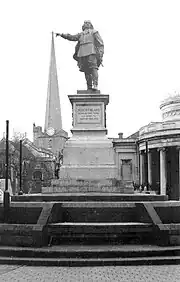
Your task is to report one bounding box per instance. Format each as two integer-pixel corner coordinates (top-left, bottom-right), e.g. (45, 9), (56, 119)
(76, 104), (102, 124)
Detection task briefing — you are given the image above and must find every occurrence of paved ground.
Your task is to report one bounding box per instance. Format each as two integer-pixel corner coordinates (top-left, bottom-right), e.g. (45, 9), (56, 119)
(0, 265), (180, 281)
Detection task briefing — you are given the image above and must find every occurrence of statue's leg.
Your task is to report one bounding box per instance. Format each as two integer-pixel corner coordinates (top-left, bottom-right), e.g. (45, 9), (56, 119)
(91, 68), (98, 90)
(88, 55), (99, 90)
(85, 72), (92, 90)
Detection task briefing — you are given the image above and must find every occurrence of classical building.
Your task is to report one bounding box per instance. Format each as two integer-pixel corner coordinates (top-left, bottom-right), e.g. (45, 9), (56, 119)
(33, 33), (68, 155)
(138, 94), (180, 200)
(103, 94), (180, 200)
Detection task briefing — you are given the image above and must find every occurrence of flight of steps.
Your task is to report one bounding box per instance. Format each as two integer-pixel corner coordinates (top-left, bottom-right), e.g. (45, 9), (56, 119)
(0, 194), (179, 266)
(47, 201), (154, 245)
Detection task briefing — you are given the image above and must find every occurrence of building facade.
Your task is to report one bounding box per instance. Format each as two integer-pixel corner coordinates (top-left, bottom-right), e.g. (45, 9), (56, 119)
(138, 95), (180, 200)
(112, 133), (139, 190)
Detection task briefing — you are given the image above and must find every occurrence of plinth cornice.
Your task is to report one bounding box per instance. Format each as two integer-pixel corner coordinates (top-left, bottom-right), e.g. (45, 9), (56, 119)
(68, 94), (109, 105)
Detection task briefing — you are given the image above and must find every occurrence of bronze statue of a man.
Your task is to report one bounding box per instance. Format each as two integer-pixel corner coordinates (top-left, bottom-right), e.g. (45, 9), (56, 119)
(56, 20), (104, 91)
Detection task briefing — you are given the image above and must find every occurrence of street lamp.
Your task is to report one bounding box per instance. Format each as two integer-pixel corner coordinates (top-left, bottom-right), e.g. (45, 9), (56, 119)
(3, 120), (10, 220)
(145, 141), (149, 190)
(18, 140), (23, 195)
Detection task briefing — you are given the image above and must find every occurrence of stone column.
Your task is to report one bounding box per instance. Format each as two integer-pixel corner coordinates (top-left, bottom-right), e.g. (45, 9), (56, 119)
(140, 151), (145, 185)
(159, 148), (166, 195)
(148, 150), (152, 186)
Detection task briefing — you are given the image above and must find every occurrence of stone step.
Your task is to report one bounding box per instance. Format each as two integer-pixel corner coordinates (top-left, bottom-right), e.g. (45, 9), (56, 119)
(0, 255), (180, 266)
(12, 193), (168, 202)
(0, 245), (180, 259)
(58, 204), (139, 222)
(61, 202), (136, 208)
(46, 201), (139, 223)
(56, 202), (138, 223)
(48, 222), (153, 243)
(49, 222), (150, 226)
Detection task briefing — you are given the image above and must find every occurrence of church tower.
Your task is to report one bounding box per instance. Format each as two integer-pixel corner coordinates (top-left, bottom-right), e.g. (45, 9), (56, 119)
(33, 33), (68, 154)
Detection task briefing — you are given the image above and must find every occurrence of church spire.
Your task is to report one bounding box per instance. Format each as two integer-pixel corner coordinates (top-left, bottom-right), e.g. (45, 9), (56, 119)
(44, 32), (62, 133)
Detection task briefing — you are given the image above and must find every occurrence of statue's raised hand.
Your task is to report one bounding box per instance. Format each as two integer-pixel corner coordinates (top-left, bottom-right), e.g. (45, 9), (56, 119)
(55, 33), (62, 37)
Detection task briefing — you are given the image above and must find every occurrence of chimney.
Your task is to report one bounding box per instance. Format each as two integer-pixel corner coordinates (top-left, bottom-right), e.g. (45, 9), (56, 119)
(118, 132), (123, 139)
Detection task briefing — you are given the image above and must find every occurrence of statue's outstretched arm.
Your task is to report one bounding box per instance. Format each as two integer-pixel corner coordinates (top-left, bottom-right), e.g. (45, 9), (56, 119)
(56, 33), (80, 41)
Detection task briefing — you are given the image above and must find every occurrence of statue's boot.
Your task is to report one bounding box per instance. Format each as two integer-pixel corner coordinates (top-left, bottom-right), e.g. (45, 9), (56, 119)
(85, 73), (92, 90)
(91, 68), (98, 90)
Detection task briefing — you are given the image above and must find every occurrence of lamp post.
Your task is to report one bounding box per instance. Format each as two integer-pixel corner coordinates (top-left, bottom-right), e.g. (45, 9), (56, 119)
(3, 120), (10, 220)
(145, 141), (149, 190)
(18, 140), (23, 195)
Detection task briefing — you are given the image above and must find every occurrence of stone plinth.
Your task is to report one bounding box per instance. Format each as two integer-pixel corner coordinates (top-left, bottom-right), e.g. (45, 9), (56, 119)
(51, 90), (118, 192)
(70, 91), (108, 136)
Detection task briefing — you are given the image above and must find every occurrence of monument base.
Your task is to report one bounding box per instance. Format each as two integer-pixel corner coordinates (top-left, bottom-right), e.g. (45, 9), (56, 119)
(53, 134), (119, 192)
(43, 179), (134, 193)
(45, 90), (134, 194)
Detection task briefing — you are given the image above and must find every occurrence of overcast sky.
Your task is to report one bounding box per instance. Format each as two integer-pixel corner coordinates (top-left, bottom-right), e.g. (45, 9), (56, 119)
(1, 0), (180, 140)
